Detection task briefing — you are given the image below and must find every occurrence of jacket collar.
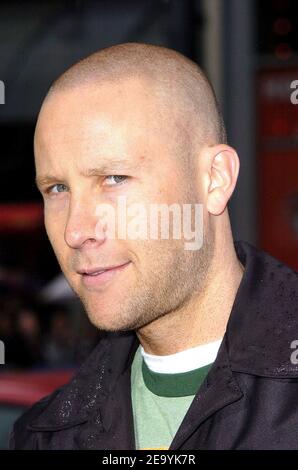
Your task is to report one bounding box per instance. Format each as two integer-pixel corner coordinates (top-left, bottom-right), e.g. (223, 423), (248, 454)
(28, 332), (139, 432)
(29, 240), (298, 432)
(169, 336), (243, 449)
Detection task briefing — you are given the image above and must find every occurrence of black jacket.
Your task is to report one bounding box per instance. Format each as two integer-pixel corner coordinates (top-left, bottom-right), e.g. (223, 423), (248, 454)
(10, 241), (298, 449)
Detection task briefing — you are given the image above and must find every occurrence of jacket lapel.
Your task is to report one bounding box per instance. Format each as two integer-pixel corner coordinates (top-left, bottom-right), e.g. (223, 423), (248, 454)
(28, 332), (139, 449)
(75, 333), (139, 449)
(169, 337), (243, 449)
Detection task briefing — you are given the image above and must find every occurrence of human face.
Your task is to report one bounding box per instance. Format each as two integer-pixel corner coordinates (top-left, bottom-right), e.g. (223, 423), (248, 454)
(34, 78), (209, 332)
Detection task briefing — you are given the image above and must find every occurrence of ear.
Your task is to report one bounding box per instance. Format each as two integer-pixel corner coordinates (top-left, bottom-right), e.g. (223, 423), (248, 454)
(204, 144), (240, 216)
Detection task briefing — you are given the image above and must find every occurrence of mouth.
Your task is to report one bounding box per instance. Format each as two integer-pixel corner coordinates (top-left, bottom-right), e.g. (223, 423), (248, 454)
(78, 261), (131, 288)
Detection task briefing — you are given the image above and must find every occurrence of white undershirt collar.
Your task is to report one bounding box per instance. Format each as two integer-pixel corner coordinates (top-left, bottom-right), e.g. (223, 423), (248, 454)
(140, 338), (223, 374)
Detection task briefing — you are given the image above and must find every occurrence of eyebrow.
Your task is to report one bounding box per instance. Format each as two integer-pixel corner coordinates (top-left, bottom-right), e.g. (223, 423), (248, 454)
(83, 159), (139, 177)
(35, 175), (61, 189)
(35, 158), (142, 189)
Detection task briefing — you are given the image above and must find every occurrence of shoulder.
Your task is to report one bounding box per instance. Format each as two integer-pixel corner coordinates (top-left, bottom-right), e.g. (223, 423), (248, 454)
(9, 388), (62, 450)
(230, 241), (298, 376)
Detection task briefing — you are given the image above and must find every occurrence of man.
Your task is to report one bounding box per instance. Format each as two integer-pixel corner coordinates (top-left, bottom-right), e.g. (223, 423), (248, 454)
(10, 43), (298, 450)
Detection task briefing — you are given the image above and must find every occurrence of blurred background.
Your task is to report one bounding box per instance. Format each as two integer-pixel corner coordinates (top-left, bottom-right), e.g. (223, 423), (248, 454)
(0, 0), (298, 448)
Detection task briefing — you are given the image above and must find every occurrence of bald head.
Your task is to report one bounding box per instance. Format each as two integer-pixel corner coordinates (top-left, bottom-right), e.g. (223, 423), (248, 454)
(47, 42), (226, 148)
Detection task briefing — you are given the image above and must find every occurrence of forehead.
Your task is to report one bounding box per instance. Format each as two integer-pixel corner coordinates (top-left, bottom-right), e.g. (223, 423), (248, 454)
(34, 77), (180, 171)
(37, 77), (172, 137)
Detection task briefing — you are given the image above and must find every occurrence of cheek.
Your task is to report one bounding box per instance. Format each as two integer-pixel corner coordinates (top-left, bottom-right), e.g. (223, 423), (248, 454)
(44, 218), (71, 275)
(149, 175), (182, 205)
(44, 209), (66, 253)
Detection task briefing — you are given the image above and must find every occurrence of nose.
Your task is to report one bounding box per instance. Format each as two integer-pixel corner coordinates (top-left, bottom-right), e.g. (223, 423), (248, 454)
(64, 197), (106, 249)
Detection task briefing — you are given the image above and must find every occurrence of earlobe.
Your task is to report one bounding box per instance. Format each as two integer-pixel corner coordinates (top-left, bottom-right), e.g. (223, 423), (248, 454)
(206, 145), (240, 216)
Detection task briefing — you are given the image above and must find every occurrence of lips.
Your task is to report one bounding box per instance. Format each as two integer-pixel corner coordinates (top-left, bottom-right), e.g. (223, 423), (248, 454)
(78, 262), (129, 276)
(87, 270), (106, 276)
(77, 261), (131, 289)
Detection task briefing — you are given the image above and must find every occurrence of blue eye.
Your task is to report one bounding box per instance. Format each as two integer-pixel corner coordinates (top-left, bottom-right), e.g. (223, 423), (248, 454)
(104, 175), (128, 186)
(48, 183), (68, 194)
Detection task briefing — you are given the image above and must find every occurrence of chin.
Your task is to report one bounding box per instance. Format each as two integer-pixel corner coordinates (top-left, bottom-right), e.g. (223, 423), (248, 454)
(90, 319), (136, 333)
(85, 303), (136, 333)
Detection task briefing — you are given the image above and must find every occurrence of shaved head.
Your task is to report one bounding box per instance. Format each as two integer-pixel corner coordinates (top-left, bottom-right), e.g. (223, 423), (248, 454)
(47, 42), (226, 148)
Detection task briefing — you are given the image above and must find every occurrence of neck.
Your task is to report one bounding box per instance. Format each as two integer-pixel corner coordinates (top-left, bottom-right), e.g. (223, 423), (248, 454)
(136, 220), (244, 356)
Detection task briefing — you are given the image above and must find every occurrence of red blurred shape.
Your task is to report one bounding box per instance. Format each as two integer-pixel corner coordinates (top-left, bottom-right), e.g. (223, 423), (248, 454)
(275, 42), (293, 60)
(0, 369), (74, 406)
(0, 203), (43, 233)
(273, 17), (292, 36)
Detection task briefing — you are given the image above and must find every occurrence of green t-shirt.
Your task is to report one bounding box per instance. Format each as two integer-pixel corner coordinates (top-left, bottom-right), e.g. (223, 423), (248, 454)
(131, 346), (212, 450)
